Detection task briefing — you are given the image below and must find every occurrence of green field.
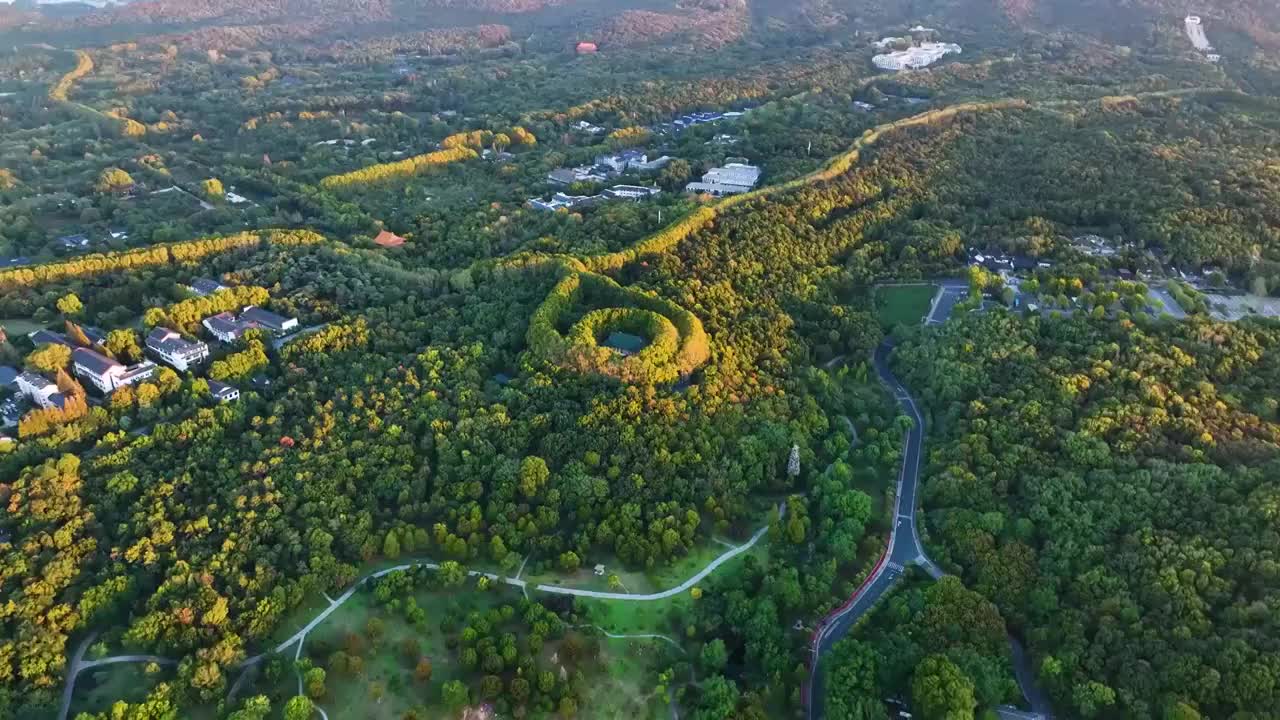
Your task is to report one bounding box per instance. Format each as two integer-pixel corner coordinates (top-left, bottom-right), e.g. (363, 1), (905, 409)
(0, 317), (47, 337)
(874, 285), (937, 328)
(580, 636), (682, 720)
(298, 583), (515, 720)
(69, 662), (174, 718)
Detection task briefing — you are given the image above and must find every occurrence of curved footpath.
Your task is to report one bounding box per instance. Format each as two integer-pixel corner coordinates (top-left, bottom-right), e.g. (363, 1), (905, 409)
(807, 281), (1051, 720)
(58, 503), (782, 720)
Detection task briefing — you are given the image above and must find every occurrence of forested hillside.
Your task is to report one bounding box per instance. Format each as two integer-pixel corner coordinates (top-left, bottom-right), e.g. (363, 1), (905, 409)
(1, 0), (1280, 718)
(895, 311), (1280, 718)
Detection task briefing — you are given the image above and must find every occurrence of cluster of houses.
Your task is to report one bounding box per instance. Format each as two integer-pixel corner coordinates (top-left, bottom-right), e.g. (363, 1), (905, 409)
(56, 229), (129, 252)
(202, 306), (298, 343)
(529, 185), (662, 212)
(685, 162), (762, 196)
(534, 149), (672, 211)
(873, 41), (962, 70)
(652, 109), (747, 136)
(546, 150), (674, 187)
(1, 278), (297, 433)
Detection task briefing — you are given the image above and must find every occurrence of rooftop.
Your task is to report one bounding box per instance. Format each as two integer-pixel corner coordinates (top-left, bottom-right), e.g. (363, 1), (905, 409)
(373, 230), (406, 248)
(240, 306), (293, 329)
(72, 347), (123, 375)
(188, 278), (227, 296)
(28, 329), (72, 347)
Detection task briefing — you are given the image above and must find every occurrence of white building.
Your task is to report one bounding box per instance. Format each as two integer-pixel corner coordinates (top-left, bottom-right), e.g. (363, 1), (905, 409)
(208, 380), (240, 403)
(604, 185), (662, 200)
(72, 348), (155, 394)
(529, 193), (601, 212)
(686, 163), (761, 196)
(146, 327), (210, 371)
(187, 278), (227, 296)
(873, 42), (962, 71)
(631, 155), (673, 171)
(202, 307), (298, 343)
(203, 312), (246, 343)
(1185, 15), (1213, 52)
(595, 150), (648, 173)
(16, 372), (63, 410)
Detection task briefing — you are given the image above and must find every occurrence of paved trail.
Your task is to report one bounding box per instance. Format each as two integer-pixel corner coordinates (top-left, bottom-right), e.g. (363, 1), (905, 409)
(57, 632), (177, 720)
(59, 505), (780, 720)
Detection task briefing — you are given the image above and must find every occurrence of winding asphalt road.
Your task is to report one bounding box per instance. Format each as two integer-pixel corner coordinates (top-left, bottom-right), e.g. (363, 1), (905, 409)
(806, 339), (941, 719)
(808, 280), (1049, 720)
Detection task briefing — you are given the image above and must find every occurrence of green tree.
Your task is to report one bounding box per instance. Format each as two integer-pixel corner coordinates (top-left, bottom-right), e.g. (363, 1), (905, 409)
(283, 696), (313, 720)
(438, 560), (466, 586)
(303, 667), (326, 700)
(442, 679), (469, 710)
(700, 638), (728, 673)
(383, 531), (401, 559)
(911, 655), (976, 720)
(520, 456), (549, 498)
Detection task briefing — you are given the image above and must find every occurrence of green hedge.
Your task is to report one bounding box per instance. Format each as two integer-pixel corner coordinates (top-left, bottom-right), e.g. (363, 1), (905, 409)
(526, 271), (709, 384)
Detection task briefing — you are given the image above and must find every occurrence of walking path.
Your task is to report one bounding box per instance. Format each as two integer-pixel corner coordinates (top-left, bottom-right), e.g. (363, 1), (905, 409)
(57, 632), (178, 720)
(57, 504), (782, 720)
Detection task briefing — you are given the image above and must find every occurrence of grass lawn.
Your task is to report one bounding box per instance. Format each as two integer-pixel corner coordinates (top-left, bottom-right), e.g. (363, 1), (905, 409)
(68, 662), (174, 718)
(582, 637), (680, 720)
(0, 317), (47, 336)
(571, 542), (770, 637)
(297, 582), (518, 720)
(875, 285), (937, 328)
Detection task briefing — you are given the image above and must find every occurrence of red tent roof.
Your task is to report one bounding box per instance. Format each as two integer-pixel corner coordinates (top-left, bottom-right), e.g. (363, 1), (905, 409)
(373, 230), (406, 248)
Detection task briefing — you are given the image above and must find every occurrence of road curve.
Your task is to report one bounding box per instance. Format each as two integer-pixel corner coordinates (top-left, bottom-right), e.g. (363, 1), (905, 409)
(807, 284), (1052, 720)
(806, 339), (938, 719)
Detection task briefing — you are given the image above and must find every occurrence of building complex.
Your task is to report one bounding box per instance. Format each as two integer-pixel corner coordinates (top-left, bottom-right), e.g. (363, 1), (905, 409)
(72, 348), (156, 394)
(873, 41), (962, 70)
(146, 327), (210, 371)
(203, 306), (298, 343)
(686, 163), (761, 196)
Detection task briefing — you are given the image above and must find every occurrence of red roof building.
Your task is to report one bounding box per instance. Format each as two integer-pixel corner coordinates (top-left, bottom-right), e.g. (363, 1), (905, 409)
(576, 42), (598, 55)
(373, 230), (406, 248)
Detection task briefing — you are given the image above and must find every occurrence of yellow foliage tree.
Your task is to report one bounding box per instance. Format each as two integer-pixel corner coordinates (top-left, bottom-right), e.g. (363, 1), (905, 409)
(202, 178), (225, 202)
(319, 147), (477, 190)
(96, 167), (135, 193)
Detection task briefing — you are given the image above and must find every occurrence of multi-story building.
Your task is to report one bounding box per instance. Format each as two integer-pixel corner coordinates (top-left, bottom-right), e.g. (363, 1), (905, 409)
(686, 163), (762, 196)
(203, 312), (247, 343)
(604, 185), (662, 200)
(208, 380), (240, 403)
(872, 42), (962, 71)
(72, 348), (156, 393)
(594, 149), (648, 173)
(16, 371), (64, 410)
(202, 307), (299, 343)
(146, 327), (210, 371)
